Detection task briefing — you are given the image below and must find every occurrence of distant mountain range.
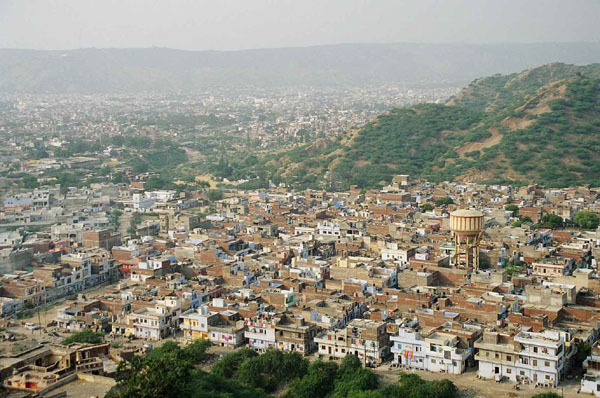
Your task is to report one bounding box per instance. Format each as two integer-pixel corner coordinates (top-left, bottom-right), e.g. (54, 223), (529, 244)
(226, 63), (600, 189)
(1, 43), (600, 93)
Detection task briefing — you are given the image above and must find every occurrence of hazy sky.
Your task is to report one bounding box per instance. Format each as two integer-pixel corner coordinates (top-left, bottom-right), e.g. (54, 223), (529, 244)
(1, 0), (599, 50)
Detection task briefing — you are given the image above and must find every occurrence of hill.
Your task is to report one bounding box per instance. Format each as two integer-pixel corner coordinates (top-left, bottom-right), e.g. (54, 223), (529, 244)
(2, 43), (600, 92)
(219, 63), (600, 189)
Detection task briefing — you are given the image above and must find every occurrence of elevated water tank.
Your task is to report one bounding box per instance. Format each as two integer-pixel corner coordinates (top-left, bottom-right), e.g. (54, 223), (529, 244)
(449, 209), (484, 236)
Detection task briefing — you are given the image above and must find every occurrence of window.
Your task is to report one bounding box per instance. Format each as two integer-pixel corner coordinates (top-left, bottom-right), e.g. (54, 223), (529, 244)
(495, 353), (499, 359)
(545, 375), (550, 380)
(520, 371), (525, 376)
(507, 355), (512, 361)
(533, 360), (537, 366)
(533, 347), (538, 353)
(431, 359), (436, 364)
(545, 361), (550, 367)
(507, 368), (511, 374)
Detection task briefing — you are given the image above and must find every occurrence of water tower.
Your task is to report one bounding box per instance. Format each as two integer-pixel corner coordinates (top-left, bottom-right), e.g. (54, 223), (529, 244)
(449, 209), (484, 270)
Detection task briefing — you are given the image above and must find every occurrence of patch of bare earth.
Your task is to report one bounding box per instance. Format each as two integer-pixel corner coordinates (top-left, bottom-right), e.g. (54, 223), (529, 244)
(500, 117), (535, 131)
(183, 147), (205, 162)
(194, 174), (221, 188)
(456, 127), (503, 157)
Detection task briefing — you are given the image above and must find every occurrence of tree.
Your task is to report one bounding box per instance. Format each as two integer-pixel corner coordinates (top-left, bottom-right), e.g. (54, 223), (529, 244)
(61, 331), (104, 345)
(113, 172), (130, 184)
(385, 373), (459, 398)
(287, 360), (338, 398)
(540, 213), (563, 229)
(207, 189), (224, 202)
(505, 204), (519, 214)
(22, 174), (39, 189)
(131, 159), (149, 174)
(236, 349), (308, 393)
(572, 342), (592, 370)
(212, 348), (257, 379)
(127, 213), (143, 236)
(420, 204), (434, 212)
(107, 340), (220, 398)
(532, 393), (561, 398)
(110, 209), (123, 230)
(435, 197), (454, 206)
(333, 355), (379, 398)
(574, 211), (600, 229)
(182, 339), (213, 364)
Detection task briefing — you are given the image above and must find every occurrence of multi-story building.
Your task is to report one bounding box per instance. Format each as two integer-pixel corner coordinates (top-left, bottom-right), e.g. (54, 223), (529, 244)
(207, 310), (246, 348)
(315, 319), (389, 365)
(0, 278), (45, 306)
(245, 317), (277, 353)
(82, 229), (121, 251)
(180, 306), (218, 341)
(582, 342), (600, 396)
(390, 322), (426, 370)
(274, 314), (318, 355)
(381, 243), (414, 266)
(131, 297), (181, 340)
(391, 323), (473, 374)
(475, 329), (573, 386)
(423, 330), (472, 374)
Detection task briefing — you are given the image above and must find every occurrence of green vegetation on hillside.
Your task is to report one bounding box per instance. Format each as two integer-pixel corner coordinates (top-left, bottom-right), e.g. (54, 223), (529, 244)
(216, 63), (600, 189)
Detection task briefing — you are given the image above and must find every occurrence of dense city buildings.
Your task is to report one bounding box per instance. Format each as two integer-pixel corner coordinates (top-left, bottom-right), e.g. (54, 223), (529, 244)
(1, 165), (600, 395)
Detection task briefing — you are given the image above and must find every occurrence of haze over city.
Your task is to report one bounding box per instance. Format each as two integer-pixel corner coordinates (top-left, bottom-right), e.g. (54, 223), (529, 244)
(1, 0), (599, 50)
(1, 2), (600, 398)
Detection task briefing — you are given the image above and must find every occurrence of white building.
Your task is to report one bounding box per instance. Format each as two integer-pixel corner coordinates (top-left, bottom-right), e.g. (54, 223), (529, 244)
(207, 310), (246, 348)
(475, 329), (573, 387)
(390, 324), (472, 374)
(390, 323), (426, 370)
(131, 297), (181, 341)
(244, 318), (277, 352)
(381, 243), (414, 266)
(581, 343), (600, 396)
(317, 221), (341, 237)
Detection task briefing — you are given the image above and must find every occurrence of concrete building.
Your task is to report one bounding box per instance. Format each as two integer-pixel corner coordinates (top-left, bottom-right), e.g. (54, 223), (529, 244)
(315, 319), (389, 365)
(475, 329), (573, 387)
(582, 342), (600, 396)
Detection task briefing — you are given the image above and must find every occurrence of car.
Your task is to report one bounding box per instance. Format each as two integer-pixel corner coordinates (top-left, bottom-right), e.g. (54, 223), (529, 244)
(24, 322), (40, 330)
